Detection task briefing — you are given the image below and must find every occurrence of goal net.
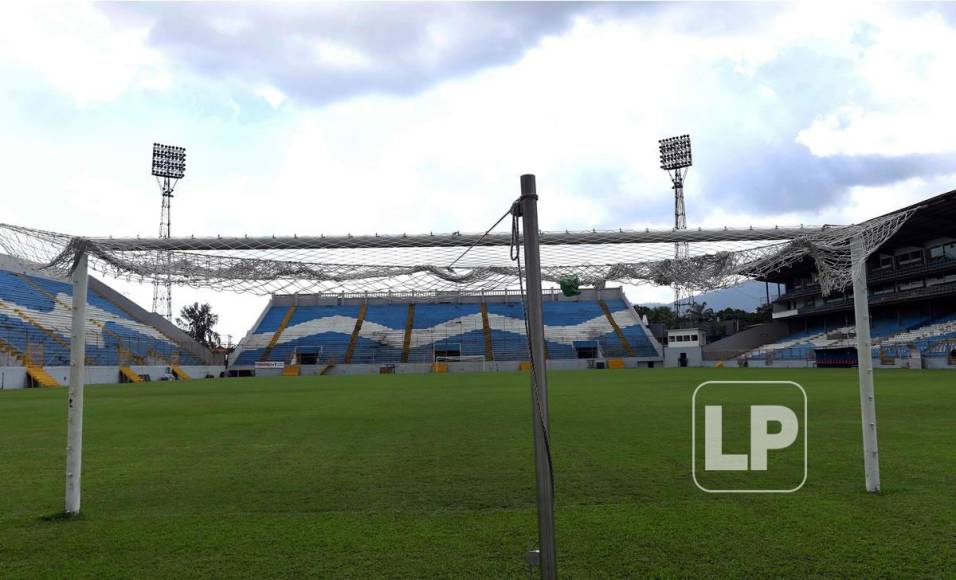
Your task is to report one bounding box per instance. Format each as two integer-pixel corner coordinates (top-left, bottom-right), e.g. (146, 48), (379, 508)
(435, 355), (487, 364)
(0, 206), (914, 298)
(0, 175), (908, 517)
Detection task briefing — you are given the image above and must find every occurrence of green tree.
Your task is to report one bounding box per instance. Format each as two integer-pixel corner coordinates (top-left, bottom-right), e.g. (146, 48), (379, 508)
(636, 300), (773, 337)
(634, 305), (677, 327)
(685, 301), (715, 324)
(176, 302), (221, 349)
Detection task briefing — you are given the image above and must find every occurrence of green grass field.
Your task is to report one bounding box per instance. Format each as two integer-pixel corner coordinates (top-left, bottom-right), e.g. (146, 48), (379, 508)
(1, 368), (954, 578)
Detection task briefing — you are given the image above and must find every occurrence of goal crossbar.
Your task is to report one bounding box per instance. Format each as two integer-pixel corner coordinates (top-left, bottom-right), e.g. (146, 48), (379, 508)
(88, 225), (832, 251)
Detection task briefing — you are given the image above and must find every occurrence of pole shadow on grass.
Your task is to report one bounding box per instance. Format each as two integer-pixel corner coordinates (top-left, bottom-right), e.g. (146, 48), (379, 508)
(40, 511), (85, 523)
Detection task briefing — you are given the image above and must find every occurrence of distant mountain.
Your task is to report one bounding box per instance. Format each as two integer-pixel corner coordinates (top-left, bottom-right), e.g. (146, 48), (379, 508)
(639, 280), (782, 312)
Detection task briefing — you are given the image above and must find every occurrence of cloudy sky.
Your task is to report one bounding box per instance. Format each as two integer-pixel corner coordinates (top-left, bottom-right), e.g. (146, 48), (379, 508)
(2, 2), (955, 341)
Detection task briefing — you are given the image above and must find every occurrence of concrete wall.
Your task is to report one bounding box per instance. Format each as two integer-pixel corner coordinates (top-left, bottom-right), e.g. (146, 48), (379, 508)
(244, 357), (658, 378)
(665, 347), (703, 368)
(0, 365), (226, 390)
(703, 321), (790, 360)
(742, 358), (952, 369)
(743, 359), (815, 369)
(0, 367), (26, 390)
(924, 357), (956, 369)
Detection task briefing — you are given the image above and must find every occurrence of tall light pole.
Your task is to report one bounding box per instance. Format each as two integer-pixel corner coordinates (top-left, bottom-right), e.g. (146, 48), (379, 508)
(150, 143), (186, 320)
(659, 134), (692, 319)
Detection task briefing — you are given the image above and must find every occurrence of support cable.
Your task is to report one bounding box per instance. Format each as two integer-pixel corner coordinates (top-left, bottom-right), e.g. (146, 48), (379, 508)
(446, 204), (516, 270)
(510, 203), (555, 518)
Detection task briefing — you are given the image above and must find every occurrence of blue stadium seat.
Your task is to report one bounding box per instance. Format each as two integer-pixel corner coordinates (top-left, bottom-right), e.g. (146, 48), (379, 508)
(0, 267), (202, 366)
(233, 296), (660, 365)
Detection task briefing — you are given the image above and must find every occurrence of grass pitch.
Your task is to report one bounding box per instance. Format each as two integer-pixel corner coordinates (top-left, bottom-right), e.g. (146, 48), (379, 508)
(1, 368), (954, 578)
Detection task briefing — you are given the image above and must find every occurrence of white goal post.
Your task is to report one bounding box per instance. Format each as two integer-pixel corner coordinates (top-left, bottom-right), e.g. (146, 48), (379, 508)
(0, 173), (916, 580)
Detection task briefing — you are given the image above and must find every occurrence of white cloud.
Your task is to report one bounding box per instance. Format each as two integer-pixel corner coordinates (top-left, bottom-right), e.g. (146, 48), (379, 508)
(796, 10), (956, 156)
(311, 39), (372, 70)
(0, 4), (169, 106)
(3, 3), (956, 338)
(256, 85), (287, 109)
(841, 174), (956, 223)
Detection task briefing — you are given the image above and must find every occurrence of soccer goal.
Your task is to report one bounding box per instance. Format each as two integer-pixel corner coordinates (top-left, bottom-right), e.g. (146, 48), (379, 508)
(0, 173), (915, 579)
(435, 354), (488, 369)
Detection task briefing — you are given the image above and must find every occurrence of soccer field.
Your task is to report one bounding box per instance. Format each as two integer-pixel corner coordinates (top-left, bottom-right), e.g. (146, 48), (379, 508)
(1, 369), (954, 578)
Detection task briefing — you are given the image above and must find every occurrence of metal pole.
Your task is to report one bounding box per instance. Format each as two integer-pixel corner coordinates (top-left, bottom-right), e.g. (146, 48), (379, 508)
(673, 175), (688, 318)
(94, 226), (830, 251)
(518, 174), (557, 579)
(66, 251), (88, 514)
(850, 236), (880, 493)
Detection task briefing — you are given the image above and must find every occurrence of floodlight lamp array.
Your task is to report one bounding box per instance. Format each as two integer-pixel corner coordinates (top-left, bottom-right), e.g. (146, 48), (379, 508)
(659, 134), (692, 171)
(151, 143), (187, 179)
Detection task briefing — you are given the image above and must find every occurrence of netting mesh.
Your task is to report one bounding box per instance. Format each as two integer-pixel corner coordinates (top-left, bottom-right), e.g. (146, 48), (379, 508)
(0, 204), (914, 296)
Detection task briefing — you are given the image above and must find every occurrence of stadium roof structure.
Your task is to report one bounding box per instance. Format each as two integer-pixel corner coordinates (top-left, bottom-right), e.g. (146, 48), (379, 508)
(757, 188), (956, 284)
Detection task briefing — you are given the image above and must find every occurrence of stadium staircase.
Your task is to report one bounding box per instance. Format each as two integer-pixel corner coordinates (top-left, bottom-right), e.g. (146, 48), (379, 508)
(320, 356), (336, 375)
(11, 274), (87, 364)
(100, 322), (144, 364)
(25, 363), (59, 388)
(171, 365), (191, 380)
(480, 303), (494, 361)
(2, 301), (71, 351)
(0, 337), (58, 387)
(259, 304), (296, 362)
(282, 364), (301, 377)
(401, 304), (415, 363)
(0, 336), (24, 364)
(598, 299), (636, 357)
(119, 366), (144, 383)
(343, 304), (368, 364)
(0, 296), (87, 366)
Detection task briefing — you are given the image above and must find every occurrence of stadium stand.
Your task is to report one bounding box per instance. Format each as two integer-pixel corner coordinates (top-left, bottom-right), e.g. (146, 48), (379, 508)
(0, 257), (212, 380)
(231, 288), (662, 368)
(742, 188), (956, 368)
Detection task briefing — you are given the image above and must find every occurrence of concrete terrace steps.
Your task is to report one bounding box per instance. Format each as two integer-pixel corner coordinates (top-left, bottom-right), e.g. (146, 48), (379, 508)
(119, 366), (144, 383)
(259, 304), (297, 362)
(598, 299), (635, 357)
(26, 365), (60, 387)
(343, 304), (368, 364)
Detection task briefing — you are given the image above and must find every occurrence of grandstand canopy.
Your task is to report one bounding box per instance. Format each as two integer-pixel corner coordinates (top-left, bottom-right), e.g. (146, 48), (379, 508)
(758, 188), (956, 284)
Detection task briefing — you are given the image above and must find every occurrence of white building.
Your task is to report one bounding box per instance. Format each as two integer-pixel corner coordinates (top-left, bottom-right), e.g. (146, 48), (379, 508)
(664, 328), (705, 367)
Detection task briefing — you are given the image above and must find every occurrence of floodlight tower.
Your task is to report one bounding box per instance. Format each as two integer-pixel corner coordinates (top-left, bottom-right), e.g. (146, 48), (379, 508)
(659, 134), (693, 318)
(150, 143), (186, 320)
